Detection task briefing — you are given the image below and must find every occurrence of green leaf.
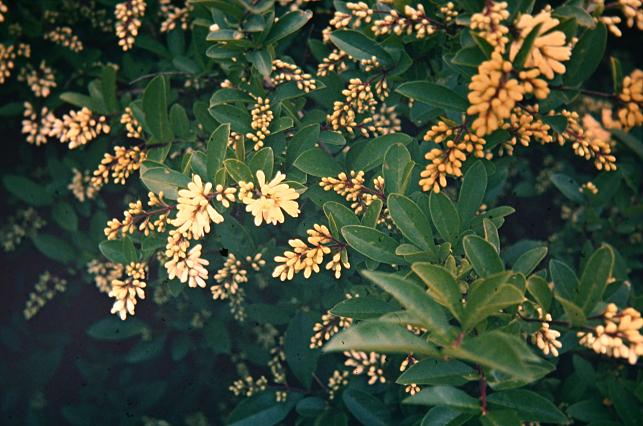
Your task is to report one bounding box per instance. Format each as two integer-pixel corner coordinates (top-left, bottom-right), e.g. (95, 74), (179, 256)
(445, 331), (548, 381)
(330, 296), (398, 320)
(361, 271), (450, 338)
(341, 225), (403, 264)
(396, 81), (468, 112)
(430, 192), (460, 243)
(285, 312), (319, 389)
(542, 115), (568, 134)
(3, 175), (53, 206)
(59, 92), (104, 114)
(463, 235), (504, 277)
(86, 317), (145, 340)
(52, 202), (78, 232)
(342, 389), (390, 426)
(480, 410), (522, 426)
(550, 173), (584, 203)
(100, 65), (118, 113)
(247, 48), (273, 76)
(553, 6), (595, 28)
(404, 386), (480, 412)
(224, 159), (254, 183)
(264, 10), (312, 44)
(293, 148), (342, 177)
(487, 390), (568, 424)
(330, 30), (392, 65)
(382, 143), (414, 195)
(248, 147), (274, 178)
(210, 88), (254, 106)
(513, 246), (547, 276)
(411, 263), (462, 319)
(451, 46), (486, 68)
(397, 359), (476, 386)
(142, 76), (174, 143)
(565, 23), (607, 87)
(169, 104), (191, 139)
(458, 161), (487, 225)
(512, 23), (543, 69)
(350, 133), (413, 172)
(140, 162), (191, 200)
(575, 245), (614, 314)
(126, 335), (166, 363)
(549, 259), (578, 301)
(526, 275), (552, 312)
(420, 406), (473, 426)
(388, 194), (435, 252)
(203, 319), (231, 354)
(287, 123), (320, 164)
(228, 392), (297, 426)
(461, 272), (521, 330)
(33, 234), (75, 263)
(324, 202), (360, 237)
(361, 199), (383, 228)
(483, 218), (500, 252)
(207, 123), (230, 180)
(325, 320), (438, 355)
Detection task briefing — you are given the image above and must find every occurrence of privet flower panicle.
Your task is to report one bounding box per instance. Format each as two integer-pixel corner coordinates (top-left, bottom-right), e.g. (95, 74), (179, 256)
(577, 303), (643, 365)
(439, 2), (458, 23)
(211, 253), (264, 321)
(68, 168), (98, 202)
(21, 102), (57, 146)
(18, 61), (56, 97)
(509, 7), (572, 80)
(368, 104), (401, 136)
(399, 354), (420, 395)
(469, 1), (510, 51)
(23, 272), (67, 320)
(229, 375), (268, 397)
(241, 170), (300, 226)
(316, 49), (350, 77)
(165, 243), (209, 288)
(310, 311), (353, 349)
(87, 259), (124, 294)
(172, 174), (225, 239)
(271, 59), (317, 93)
(344, 350), (387, 385)
(501, 105), (552, 154)
(328, 78), (378, 135)
(0, 1), (6, 23)
(269, 336), (287, 384)
(273, 224), (350, 281)
(115, 0), (146, 51)
(109, 262), (146, 320)
(321, 171), (386, 214)
(327, 370), (350, 400)
(121, 106), (143, 138)
(617, 69), (643, 129)
(104, 192), (174, 239)
(372, 4), (436, 39)
(1, 208), (45, 252)
(159, 0), (191, 33)
(51, 107), (110, 149)
(619, 0), (643, 29)
(91, 145), (146, 190)
(531, 308), (562, 357)
(420, 121), (487, 192)
(44, 27), (84, 52)
(246, 97), (274, 151)
(581, 181), (599, 194)
(0, 43), (17, 84)
(467, 52), (525, 136)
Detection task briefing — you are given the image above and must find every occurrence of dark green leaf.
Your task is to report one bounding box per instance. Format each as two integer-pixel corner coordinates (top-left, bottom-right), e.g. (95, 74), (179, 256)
(341, 225), (403, 264)
(142, 76), (174, 143)
(463, 235), (504, 277)
(396, 81), (468, 112)
(430, 192), (460, 243)
(388, 194), (435, 252)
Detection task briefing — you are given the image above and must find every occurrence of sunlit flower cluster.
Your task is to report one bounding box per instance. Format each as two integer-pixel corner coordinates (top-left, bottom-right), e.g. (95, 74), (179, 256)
(165, 243), (209, 288)
(320, 170), (386, 214)
(91, 145), (146, 190)
(420, 121), (488, 192)
(328, 78), (378, 136)
(121, 106), (143, 139)
(310, 311), (353, 349)
(399, 354), (420, 395)
(87, 259), (124, 294)
(531, 308), (562, 357)
(372, 4), (436, 39)
(271, 59), (317, 93)
(159, 0), (191, 33)
(273, 224), (350, 281)
(619, 0), (643, 29)
(617, 69), (643, 130)
(501, 105), (552, 155)
(211, 253), (265, 321)
(21, 102), (57, 146)
(469, 1), (509, 51)
(51, 107), (110, 149)
(0, 1), (7, 23)
(109, 262), (147, 320)
(44, 27), (84, 52)
(577, 303), (643, 365)
(316, 49), (350, 77)
(115, 0), (146, 51)
(23, 272), (67, 320)
(0, 42), (30, 84)
(104, 191), (174, 240)
(246, 97), (274, 151)
(240, 171), (300, 226)
(18, 60), (56, 97)
(172, 174), (227, 238)
(68, 168), (98, 202)
(344, 350), (387, 385)
(327, 370), (350, 400)
(229, 375), (268, 397)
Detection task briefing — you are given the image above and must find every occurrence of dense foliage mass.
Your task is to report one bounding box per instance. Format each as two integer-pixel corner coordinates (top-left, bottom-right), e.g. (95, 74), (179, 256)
(1, 0), (642, 424)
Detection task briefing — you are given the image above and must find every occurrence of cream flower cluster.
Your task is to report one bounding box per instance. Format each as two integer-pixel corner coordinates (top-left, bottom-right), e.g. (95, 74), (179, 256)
(51, 107), (111, 149)
(44, 27), (84, 52)
(240, 170), (300, 226)
(109, 262), (147, 320)
(320, 170), (385, 214)
(91, 145), (147, 189)
(271, 59), (317, 93)
(310, 311), (353, 349)
(172, 174), (226, 238)
(115, 0), (146, 51)
(344, 350), (387, 385)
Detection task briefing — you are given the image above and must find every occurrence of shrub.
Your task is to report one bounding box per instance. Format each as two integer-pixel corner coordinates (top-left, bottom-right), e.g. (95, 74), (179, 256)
(1, 0), (642, 424)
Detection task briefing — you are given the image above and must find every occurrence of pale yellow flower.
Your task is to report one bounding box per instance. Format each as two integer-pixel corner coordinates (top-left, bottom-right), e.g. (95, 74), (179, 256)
(242, 171), (300, 226)
(172, 174), (224, 239)
(164, 243), (209, 288)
